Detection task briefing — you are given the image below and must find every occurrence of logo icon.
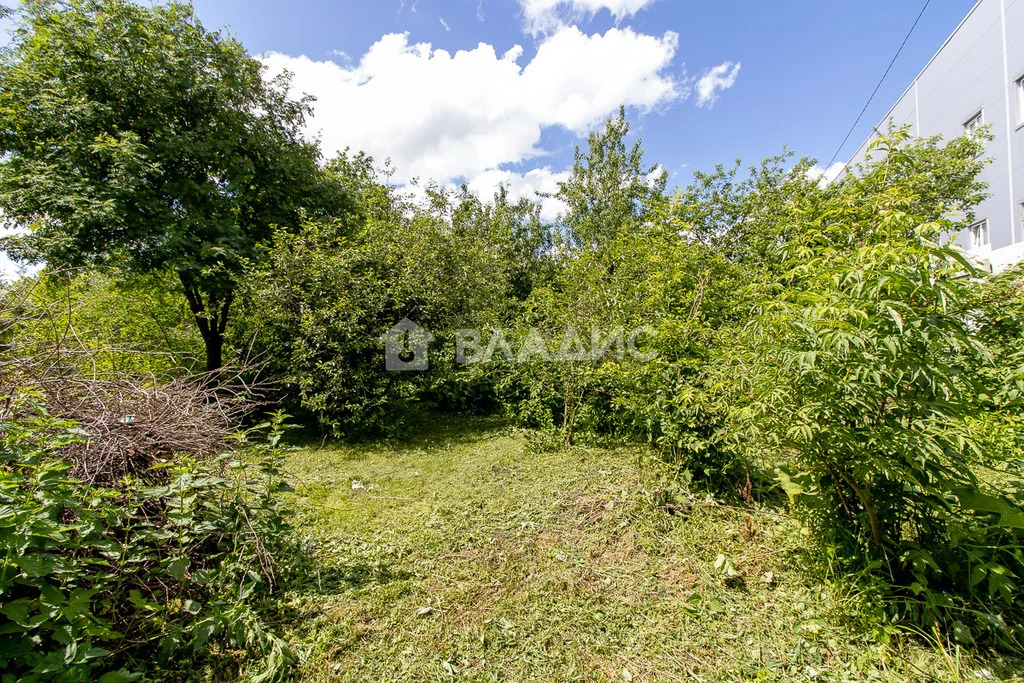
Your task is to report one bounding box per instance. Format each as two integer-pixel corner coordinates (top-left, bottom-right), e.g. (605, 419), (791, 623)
(380, 318), (434, 371)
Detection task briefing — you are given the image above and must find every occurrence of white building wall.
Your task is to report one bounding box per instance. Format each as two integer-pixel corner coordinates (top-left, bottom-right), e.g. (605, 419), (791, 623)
(849, 0), (1024, 271)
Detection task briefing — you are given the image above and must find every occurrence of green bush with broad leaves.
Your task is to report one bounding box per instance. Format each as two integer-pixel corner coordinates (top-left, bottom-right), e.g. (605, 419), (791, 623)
(0, 402), (299, 681)
(727, 129), (1024, 647)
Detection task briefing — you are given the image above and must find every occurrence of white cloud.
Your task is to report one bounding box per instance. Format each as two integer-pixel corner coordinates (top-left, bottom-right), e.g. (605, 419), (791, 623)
(261, 26), (680, 186)
(519, 0), (659, 35)
(467, 167), (570, 221)
(695, 60), (740, 108)
(0, 225), (40, 281)
(439, 16), (450, 32)
(806, 162), (846, 188)
(0, 256), (40, 282)
(645, 163), (666, 187)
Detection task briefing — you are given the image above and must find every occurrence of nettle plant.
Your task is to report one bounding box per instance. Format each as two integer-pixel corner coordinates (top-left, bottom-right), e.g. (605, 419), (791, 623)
(732, 130), (1024, 646)
(0, 401), (299, 681)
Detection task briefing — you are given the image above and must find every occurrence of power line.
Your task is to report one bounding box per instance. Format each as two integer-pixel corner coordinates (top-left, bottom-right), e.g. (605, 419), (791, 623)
(826, 0), (933, 168)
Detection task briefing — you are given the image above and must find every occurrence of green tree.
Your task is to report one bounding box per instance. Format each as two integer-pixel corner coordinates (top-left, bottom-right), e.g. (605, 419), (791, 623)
(235, 156), (519, 436)
(502, 109), (677, 446)
(0, 0), (351, 372)
(550, 106), (666, 253)
(669, 152), (827, 273)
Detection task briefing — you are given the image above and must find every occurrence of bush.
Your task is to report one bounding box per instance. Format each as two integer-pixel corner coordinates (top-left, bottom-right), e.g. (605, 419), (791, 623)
(0, 402), (299, 681)
(729, 130), (1024, 647)
(2, 269), (203, 378)
(233, 156), (541, 438)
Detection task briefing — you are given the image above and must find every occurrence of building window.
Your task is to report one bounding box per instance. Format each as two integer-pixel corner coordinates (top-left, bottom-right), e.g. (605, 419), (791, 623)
(963, 109), (984, 137)
(1017, 76), (1024, 125)
(969, 218), (989, 250)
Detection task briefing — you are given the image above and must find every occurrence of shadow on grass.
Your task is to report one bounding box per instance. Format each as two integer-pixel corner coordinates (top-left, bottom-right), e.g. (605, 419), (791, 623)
(285, 411), (509, 454)
(280, 537), (416, 610)
(300, 558), (413, 594)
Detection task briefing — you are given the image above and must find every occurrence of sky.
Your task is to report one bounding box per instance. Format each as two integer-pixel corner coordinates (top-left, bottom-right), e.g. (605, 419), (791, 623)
(1, 0), (983, 276)
(187, 0), (978, 207)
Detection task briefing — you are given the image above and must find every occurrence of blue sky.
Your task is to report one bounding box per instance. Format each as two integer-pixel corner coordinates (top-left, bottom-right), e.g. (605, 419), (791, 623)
(183, 0), (978, 208)
(0, 0), (984, 276)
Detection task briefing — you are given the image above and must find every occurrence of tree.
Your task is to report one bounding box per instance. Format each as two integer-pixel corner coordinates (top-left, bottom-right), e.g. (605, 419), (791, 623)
(669, 152), (827, 273)
(502, 110), (675, 446)
(0, 0), (352, 372)
(233, 155), (520, 436)
(550, 106), (666, 253)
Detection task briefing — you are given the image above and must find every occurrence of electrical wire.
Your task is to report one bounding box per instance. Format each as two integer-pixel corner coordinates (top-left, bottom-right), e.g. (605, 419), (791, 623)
(826, 0), (933, 168)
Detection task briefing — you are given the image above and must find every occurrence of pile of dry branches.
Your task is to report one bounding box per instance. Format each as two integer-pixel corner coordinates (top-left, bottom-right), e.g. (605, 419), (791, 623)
(33, 371), (253, 484)
(1, 272), (261, 485)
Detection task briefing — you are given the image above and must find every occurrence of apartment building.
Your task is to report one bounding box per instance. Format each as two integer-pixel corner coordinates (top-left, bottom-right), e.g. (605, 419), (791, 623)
(849, 0), (1024, 271)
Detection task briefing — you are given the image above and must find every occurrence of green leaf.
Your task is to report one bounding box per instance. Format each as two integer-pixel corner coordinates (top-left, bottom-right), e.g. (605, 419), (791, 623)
(15, 554), (56, 578)
(998, 508), (1024, 529)
(774, 469), (805, 500)
(97, 669), (143, 683)
(166, 556), (189, 581)
(0, 600), (33, 628)
(884, 305), (904, 333)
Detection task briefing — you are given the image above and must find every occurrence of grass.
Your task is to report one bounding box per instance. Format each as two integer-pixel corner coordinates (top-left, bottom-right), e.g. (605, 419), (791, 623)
(275, 416), (1024, 682)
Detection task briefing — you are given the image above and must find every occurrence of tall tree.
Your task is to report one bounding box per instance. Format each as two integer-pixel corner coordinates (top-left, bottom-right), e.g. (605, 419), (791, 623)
(551, 106), (667, 253)
(0, 0), (352, 372)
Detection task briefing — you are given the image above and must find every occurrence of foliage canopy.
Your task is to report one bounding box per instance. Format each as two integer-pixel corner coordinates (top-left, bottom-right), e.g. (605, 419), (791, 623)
(0, 0), (352, 371)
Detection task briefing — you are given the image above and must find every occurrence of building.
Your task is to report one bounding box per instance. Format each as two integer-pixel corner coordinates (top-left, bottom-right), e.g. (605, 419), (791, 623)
(849, 0), (1024, 271)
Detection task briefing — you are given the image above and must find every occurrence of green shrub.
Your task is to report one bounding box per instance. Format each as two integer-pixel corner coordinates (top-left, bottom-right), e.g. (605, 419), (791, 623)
(233, 157), (540, 438)
(730, 130), (1024, 648)
(1, 269), (203, 377)
(0, 401), (299, 681)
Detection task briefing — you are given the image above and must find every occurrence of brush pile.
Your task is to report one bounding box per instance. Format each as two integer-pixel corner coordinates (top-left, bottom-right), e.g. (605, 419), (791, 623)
(0, 274), (257, 484)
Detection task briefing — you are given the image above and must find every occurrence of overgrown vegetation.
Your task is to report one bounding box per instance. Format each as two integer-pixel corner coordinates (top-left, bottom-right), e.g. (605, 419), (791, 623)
(1, 0), (1023, 679)
(729, 131), (1023, 647)
(1, 405), (298, 681)
(1, 277), (306, 680)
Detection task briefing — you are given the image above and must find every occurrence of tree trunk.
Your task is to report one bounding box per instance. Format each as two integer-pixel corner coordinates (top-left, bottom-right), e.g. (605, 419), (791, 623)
(177, 270), (233, 378)
(203, 331), (224, 374)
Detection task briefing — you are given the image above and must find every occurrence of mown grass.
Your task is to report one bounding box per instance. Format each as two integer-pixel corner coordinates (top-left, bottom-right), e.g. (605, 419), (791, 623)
(275, 416), (1024, 682)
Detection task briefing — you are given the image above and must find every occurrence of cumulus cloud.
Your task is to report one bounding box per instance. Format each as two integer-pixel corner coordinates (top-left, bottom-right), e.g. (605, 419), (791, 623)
(261, 26), (680, 186)
(806, 162), (846, 188)
(519, 0), (660, 34)
(468, 167), (570, 221)
(695, 60), (741, 108)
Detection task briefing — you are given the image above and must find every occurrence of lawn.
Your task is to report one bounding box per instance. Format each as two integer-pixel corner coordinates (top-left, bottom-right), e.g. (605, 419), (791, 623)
(276, 416), (1023, 682)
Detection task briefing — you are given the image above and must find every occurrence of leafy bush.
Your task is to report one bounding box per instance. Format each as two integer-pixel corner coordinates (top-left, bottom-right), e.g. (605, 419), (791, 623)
(234, 155), (542, 437)
(494, 111), (755, 473)
(2, 270), (202, 377)
(729, 130), (1024, 647)
(0, 402), (300, 681)
(970, 263), (1024, 416)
